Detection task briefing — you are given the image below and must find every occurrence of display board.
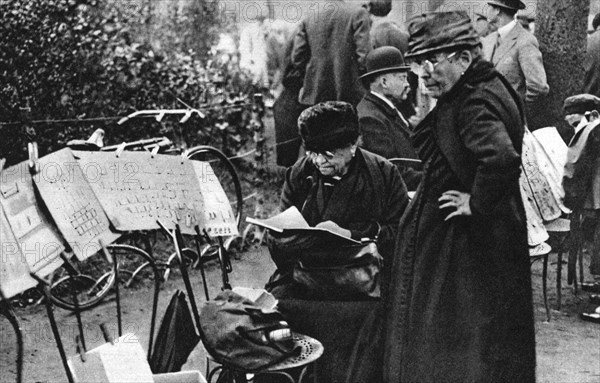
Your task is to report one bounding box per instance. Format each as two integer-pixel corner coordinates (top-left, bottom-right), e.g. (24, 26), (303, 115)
(0, 161), (65, 276)
(0, 207), (38, 299)
(191, 160), (238, 237)
(33, 148), (120, 260)
(74, 151), (207, 235)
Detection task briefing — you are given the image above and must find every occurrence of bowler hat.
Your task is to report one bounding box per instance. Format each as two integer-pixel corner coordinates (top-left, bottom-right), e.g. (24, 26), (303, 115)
(487, 0), (526, 10)
(298, 101), (360, 152)
(563, 94), (600, 115)
(360, 46), (410, 83)
(405, 11), (481, 59)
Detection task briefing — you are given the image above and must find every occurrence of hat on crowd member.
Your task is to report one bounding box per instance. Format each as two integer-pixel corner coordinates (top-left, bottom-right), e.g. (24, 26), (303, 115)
(371, 22), (410, 54)
(364, 0), (392, 17)
(487, 0), (526, 10)
(359, 46), (410, 85)
(298, 101), (360, 152)
(563, 94), (600, 115)
(405, 11), (481, 59)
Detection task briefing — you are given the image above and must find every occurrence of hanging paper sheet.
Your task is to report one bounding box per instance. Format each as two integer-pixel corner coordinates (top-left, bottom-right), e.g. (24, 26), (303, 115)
(191, 160), (238, 237)
(0, 207), (38, 299)
(33, 148), (120, 260)
(1, 161), (65, 276)
(73, 151), (205, 235)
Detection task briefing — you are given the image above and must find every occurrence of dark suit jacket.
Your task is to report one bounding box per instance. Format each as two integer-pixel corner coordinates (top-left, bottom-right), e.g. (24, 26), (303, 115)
(290, 0), (371, 106)
(583, 30), (600, 97)
(482, 22), (549, 105)
(563, 119), (600, 210)
(357, 92), (422, 190)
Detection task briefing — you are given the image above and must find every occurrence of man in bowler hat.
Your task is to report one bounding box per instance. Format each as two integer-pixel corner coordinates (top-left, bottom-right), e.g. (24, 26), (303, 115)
(357, 46), (422, 190)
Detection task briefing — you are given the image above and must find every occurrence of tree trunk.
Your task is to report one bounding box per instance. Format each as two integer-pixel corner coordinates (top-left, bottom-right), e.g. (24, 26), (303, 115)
(532, 0), (590, 140)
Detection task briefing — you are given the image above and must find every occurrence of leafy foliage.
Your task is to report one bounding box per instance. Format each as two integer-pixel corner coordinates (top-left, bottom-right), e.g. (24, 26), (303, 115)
(0, 0), (256, 164)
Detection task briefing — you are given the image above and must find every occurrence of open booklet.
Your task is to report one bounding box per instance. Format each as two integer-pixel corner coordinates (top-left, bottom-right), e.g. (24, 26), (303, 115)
(246, 206), (361, 246)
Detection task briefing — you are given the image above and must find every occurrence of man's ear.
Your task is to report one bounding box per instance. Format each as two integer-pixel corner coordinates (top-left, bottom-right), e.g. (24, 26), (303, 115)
(590, 110), (600, 121)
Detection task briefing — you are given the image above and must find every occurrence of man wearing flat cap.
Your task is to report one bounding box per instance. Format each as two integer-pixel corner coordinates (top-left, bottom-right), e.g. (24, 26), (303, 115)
(562, 94), (600, 322)
(482, 0), (549, 121)
(357, 46), (422, 190)
(383, 10), (535, 383)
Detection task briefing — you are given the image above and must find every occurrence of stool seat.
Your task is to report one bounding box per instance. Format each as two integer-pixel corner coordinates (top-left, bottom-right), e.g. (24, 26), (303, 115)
(206, 332), (324, 383)
(545, 218), (570, 232)
(529, 242), (552, 257)
(263, 333), (323, 372)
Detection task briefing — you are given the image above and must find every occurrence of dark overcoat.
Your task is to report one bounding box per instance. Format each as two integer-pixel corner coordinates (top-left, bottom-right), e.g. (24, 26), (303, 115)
(357, 92), (422, 190)
(383, 60), (536, 383)
(289, 0), (371, 106)
(266, 149), (408, 383)
(583, 30), (600, 98)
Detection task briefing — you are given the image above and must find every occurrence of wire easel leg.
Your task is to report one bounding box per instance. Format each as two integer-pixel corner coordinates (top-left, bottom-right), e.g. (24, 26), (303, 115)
(0, 291), (24, 383)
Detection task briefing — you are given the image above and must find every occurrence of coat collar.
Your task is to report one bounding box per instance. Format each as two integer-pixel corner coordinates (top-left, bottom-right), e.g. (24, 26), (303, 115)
(364, 92), (411, 129)
(492, 21), (524, 64)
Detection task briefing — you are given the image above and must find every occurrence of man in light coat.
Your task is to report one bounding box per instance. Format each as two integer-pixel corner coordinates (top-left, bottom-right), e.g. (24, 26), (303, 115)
(482, 0), (549, 112)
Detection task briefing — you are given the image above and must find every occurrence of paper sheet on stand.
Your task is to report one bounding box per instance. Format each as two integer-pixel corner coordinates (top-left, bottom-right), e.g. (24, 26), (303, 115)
(0, 207), (38, 299)
(34, 148), (120, 260)
(191, 160), (238, 237)
(1, 161), (65, 276)
(74, 151), (205, 235)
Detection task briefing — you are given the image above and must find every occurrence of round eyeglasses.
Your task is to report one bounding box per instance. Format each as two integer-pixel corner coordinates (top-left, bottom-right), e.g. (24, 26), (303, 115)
(410, 51), (458, 75)
(306, 150), (337, 161)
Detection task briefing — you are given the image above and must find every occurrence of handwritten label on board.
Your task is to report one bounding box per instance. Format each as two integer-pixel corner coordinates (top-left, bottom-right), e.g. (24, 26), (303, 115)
(74, 151), (206, 235)
(33, 148), (120, 261)
(0, 161), (64, 276)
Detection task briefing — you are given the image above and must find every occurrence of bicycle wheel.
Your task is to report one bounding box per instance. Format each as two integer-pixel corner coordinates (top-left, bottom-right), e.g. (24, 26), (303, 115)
(48, 244), (155, 311)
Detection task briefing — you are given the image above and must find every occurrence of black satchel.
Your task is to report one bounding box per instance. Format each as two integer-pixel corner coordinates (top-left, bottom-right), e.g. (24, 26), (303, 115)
(292, 242), (382, 301)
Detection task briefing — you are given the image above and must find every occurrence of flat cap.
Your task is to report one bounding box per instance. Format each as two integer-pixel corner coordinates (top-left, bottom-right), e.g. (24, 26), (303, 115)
(563, 94), (600, 115)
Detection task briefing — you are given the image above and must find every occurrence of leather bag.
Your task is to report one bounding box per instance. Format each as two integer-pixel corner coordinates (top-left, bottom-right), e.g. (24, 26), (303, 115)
(292, 242), (382, 301)
(199, 290), (300, 372)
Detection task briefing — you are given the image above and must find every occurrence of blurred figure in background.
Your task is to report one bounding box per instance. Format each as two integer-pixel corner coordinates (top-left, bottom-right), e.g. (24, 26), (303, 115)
(265, 20), (295, 99)
(371, 21), (409, 54)
(583, 13), (600, 97)
(273, 23), (306, 167)
(474, 12), (491, 37)
(239, 15), (269, 90)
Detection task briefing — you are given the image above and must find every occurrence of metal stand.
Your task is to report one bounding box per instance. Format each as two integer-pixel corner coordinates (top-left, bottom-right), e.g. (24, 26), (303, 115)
(0, 289), (24, 383)
(29, 274), (75, 383)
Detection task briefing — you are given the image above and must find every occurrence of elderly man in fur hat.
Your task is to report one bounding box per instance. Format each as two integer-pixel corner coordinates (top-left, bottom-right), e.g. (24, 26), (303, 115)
(383, 11), (535, 383)
(562, 94), (600, 323)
